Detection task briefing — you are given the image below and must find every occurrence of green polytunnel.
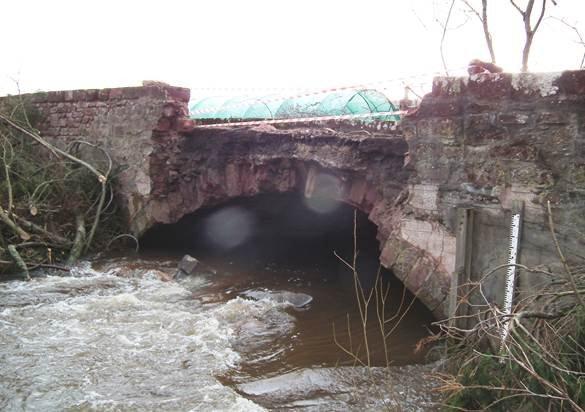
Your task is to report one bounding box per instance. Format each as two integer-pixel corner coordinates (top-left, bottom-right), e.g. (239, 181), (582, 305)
(189, 89), (399, 121)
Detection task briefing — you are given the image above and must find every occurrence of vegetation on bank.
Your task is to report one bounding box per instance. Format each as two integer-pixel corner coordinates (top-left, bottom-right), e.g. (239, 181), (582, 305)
(436, 233), (585, 411)
(337, 211), (584, 411)
(440, 306), (584, 411)
(0, 99), (126, 278)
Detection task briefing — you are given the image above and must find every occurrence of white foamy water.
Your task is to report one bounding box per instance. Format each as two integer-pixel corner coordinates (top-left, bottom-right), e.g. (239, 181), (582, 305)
(0, 262), (284, 412)
(0, 257), (438, 411)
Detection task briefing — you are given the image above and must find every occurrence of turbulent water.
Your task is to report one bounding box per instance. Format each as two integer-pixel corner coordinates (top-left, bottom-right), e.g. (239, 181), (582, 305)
(0, 257), (437, 411)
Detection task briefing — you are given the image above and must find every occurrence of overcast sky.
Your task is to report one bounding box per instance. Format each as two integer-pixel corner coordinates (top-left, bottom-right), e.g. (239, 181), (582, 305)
(1, 0), (584, 99)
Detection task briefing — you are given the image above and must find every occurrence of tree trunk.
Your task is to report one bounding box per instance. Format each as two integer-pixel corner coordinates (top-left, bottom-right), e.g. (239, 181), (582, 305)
(67, 214), (86, 266)
(8, 244), (30, 280)
(522, 33), (535, 72)
(481, 0), (497, 63)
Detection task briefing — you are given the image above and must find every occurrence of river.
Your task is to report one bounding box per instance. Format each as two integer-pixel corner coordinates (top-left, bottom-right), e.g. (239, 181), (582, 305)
(0, 195), (440, 411)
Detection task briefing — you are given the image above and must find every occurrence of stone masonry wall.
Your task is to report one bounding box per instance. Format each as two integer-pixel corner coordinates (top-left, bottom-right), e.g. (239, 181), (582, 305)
(1, 84), (190, 230)
(401, 70), (585, 311)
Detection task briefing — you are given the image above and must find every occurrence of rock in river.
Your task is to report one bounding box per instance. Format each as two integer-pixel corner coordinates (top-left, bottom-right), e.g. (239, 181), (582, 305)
(242, 289), (313, 308)
(174, 254), (200, 279)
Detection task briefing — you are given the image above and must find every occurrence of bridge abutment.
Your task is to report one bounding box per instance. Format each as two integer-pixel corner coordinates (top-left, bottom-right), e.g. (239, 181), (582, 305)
(402, 70), (585, 321)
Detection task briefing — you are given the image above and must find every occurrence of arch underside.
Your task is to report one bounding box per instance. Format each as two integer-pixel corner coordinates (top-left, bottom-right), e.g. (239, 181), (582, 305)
(142, 156), (452, 319)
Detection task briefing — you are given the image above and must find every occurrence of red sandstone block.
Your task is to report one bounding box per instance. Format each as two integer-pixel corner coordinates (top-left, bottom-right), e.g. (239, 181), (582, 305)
(162, 103), (177, 118)
(77, 90), (98, 101)
(109, 88), (124, 99)
(416, 99), (463, 117)
(464, 113), (507, 144)
(177, 106), (190, 117)
(29, 92), (49, 103)
(467, 73), (512, 100)
(177, 118), (196, 132)
(537, 112), (570, 125)
(498, 113), (531, 125)
(144, 87), (166, 100)
(464, 102), (499, 114)
(432, 77), (467, 97)
(166, 87), (190, 103)
(120, 87), (146, 100)
(155, 118), (172, 132)
(490, 141), (538, 161)
(98, 89), (110, 101)
(401, 124), (416, 140)
(47, 91), (65, 103)
(556, 70), (585, 95)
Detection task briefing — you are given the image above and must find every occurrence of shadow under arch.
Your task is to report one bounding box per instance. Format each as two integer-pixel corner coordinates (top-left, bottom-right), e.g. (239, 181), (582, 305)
(140, 191), (437, 371)
(145, 147), (450, 320)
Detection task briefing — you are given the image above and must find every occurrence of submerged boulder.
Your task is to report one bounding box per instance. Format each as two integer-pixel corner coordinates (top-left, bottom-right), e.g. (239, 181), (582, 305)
(242, 289), (313, 308)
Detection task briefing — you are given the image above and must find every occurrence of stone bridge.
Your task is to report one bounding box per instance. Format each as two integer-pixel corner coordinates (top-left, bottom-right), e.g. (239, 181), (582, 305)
(3, 70), (584, 319)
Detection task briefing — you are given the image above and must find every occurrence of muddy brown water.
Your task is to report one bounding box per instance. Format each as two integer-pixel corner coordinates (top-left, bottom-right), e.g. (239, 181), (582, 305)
(0, 195), (438, 410)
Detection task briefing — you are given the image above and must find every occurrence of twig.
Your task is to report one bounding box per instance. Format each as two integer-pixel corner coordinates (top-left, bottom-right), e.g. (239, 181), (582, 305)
(549, 16), (585, 68)
(0, 258), (69, 272)
(0, 113), (105, 180)
(106, 234), (140, 252)
(440, 0), (457, 75)
(332, 322), (367, 367)
(510, 0), (551, 72)
(547, 201), (585, 308)
(461, 0), (497, 62)
(28, 263), (70, 272)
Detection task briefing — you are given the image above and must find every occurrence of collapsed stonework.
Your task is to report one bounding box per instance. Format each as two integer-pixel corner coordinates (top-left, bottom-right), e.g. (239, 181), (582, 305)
(2, 70), (583, 319)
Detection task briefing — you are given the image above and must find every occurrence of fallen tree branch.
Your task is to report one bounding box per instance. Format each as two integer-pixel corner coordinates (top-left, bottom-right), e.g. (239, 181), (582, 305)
(13, 213), (71, 246)
(1, 133), (14, 215)
(28, 263), (70, 272)
(0, 207), (30, 240)
(67, 141), (112, 253)
(0, 113), (106, 181)
(67, 214), (86, 265)
(7, 244), (30, 280)
(0, 258), (69, 272)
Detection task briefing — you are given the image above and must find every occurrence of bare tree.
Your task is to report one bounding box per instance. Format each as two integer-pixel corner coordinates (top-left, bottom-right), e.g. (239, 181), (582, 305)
(510, 0), (557, 72)
(550, 16), (585, 69)
(461, 0), (497, 63)
(439, 0), (458, 76)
